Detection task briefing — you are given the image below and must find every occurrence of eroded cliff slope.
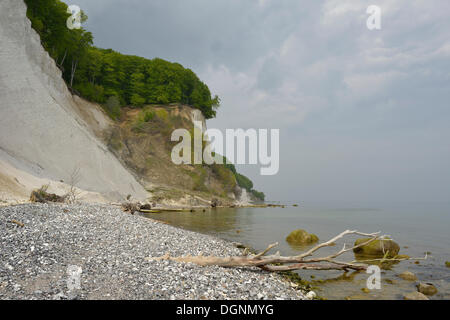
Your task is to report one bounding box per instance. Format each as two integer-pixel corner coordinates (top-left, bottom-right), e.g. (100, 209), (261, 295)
(0, 0), (148, 203)
(103, 105), (242, 206)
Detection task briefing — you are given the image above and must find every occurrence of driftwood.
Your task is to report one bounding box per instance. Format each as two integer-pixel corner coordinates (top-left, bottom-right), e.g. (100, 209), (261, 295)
(9, 220), (25, 228)
(30, 185), (66, 203)
(121, 202), (142, 214)
(147, 230), (426, 272)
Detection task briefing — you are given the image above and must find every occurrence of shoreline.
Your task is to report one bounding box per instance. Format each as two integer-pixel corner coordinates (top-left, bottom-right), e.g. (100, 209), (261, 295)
(0, 202), (307, 300)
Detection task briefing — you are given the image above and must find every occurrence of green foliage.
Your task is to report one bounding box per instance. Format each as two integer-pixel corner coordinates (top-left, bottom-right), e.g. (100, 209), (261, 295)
(107, 129), (123, 151)
(25, 0), (264, 199)
(130, 94), (146, 107)
(25, 0), (219, 119)
(155, 108), (169, 121)
(208, 154), (265, 200)
(142, 110), (155, 122)
(251, 189), (265, 201)
(131, 108), (160, 132)
(211, 164), (237, 193)
(235, 173), (253, 191)
(103, 96), (121, 120)
(25, 0), (76, 60)
(192, 167), (208, 192)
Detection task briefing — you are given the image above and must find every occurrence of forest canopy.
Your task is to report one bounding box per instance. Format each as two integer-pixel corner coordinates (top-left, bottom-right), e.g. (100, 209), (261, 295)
(24, 0), (263, 201)
(24, 0), (220, 119)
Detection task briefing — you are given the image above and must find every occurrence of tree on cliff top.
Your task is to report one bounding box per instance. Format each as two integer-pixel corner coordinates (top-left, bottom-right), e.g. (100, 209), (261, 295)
(24, 0), (220, 119)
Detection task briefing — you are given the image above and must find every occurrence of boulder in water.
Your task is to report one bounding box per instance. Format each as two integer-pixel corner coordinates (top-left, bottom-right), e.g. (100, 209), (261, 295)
(286, 229), (319, 245)
(417, 283), (438, 296)
(394, 254), (410, 260)
(211, 198), (221, 208)
(398, 271), (417, 281)
(404, 292), (429, 300)
(353, 238), (399, 258)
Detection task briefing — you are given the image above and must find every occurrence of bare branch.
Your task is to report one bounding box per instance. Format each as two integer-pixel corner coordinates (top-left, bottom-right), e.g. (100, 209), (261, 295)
(294, 230), (381, 259)
(352, 253), (428, 264)
(146, 230), (387, 272)
(65, 166), (82, 204)
(254, 242), (278, 259)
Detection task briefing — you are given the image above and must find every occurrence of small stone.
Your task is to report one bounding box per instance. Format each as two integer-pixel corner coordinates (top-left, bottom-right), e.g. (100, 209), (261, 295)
(404, 292), (429, 300)
(305, 291), (316, 300)
(53, 292), (67, 300)
(398, 271), (417, 281)
(417, 283), (438, 296)
(68, 292), (80, 300)
(361, 288), (370, 293)
(384, 279), (396, 285)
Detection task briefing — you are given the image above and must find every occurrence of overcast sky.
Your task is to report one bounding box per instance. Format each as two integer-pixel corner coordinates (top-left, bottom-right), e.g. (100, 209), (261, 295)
(71, 0), (450, 204)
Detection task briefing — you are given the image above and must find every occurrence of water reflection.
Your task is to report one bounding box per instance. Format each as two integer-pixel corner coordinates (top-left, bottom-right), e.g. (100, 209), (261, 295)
(142, 208), (242, 234)
(142, 204), (450, 300)
(286, 242), (317, 251)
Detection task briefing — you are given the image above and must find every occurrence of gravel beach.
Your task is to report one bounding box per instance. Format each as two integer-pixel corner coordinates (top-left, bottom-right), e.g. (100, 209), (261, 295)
(0, 203), (306, 300)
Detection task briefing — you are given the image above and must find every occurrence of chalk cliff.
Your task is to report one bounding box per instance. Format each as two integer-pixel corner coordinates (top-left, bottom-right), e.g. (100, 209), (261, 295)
(0, 0), (148, 203)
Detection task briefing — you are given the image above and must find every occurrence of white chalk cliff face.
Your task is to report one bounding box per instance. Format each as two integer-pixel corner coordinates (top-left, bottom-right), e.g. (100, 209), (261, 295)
(191, 109), (207, 133)
(0, 0), (148, 202)
(236, 188), (252, 205)
(191, 109), (254, 205)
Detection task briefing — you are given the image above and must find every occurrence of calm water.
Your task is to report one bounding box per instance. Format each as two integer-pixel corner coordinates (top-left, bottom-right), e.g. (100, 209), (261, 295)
(143, 202), (450, 300)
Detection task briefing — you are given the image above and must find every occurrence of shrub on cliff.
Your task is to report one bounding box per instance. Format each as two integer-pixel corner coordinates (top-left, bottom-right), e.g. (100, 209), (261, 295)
(251, 190), (265, 201)
(104, 96), (122, 120)
(24, 0), (220, 119)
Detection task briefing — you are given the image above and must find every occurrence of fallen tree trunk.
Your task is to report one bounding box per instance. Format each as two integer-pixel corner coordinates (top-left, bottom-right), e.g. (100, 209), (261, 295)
(147, 230), (427, 272)
(147, 230), (377, 271)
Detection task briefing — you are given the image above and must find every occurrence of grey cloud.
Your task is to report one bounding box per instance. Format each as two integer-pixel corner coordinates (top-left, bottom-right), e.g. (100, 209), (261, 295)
(69, 0), (450, 203)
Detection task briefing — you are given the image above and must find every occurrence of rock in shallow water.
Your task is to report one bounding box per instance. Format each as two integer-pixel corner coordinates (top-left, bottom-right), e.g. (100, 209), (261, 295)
(305, 291), (317, 300)
(353, 238), (400, 258)
(286, 229), (319, 245)
(404, 291), (429, 300)
(417, 283), (438, 296)
(398, 271), (417, 281)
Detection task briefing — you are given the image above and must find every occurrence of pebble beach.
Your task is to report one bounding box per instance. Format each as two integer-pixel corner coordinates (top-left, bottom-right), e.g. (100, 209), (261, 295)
(0, 203), (306, 300)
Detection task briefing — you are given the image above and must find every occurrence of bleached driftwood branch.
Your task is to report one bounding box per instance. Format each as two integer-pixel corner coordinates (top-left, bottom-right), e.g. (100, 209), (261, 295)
(146, 230), (413, 272)
(351, 253), (429, 264)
